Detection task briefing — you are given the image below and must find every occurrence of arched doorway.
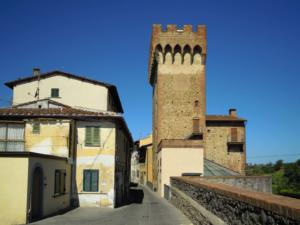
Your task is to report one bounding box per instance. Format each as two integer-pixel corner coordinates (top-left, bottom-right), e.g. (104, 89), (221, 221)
(31, 167), (43, 221)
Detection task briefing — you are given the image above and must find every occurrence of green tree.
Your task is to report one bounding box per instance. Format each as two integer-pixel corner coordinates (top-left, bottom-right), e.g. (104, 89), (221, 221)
(274, 160), (283, 171)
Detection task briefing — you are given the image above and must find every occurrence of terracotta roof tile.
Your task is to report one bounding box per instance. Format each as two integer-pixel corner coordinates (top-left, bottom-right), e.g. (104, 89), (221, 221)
(206, 115), (246, 122)
(0, 107), (133, 143)
(0, 107), (118, 118)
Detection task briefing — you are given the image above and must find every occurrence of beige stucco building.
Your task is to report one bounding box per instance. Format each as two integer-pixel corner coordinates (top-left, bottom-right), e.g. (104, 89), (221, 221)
(0, 70), (132, 225)
(6, 69), (123, 113)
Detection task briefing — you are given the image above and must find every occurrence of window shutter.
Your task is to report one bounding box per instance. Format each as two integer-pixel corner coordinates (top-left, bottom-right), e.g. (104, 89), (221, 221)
(231, 128), (238, 142)
(85, 127), (93, 146)
(91, 170), (99, 192)
(32, 123), (40, 134)
(83, 170), (91, 191)
(60, 172), (66, 193)
(54, 170), (60, 194)
(93, 127), (100, 146)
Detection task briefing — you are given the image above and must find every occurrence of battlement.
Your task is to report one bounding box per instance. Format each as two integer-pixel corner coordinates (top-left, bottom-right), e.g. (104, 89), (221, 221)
(152, 24), (206, 35)
(148, 24), (207, 85)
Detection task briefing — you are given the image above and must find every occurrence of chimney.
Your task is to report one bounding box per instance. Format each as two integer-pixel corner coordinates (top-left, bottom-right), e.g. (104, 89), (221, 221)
(229, 108), (237, 117)
(33, 68), (41, 76)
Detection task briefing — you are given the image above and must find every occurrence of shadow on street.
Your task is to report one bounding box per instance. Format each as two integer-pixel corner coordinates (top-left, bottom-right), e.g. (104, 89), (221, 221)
(128, 187), (144, 204)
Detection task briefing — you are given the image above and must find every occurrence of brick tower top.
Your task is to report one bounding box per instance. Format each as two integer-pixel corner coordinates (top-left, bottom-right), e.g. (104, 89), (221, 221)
(148, 24), (207, 85)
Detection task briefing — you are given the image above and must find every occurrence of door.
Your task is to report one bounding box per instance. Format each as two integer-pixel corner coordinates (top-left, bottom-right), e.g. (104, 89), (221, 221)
(31, 167), (43, 221)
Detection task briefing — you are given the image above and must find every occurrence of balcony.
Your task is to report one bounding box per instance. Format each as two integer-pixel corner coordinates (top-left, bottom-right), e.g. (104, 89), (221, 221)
(227, 136), (244, 145)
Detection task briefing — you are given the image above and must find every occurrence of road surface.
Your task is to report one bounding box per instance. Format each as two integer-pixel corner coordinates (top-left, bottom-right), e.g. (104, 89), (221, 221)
(31, 185), (192, 225)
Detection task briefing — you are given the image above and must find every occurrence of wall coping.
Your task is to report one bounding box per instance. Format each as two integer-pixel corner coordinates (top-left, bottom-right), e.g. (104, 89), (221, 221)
(202, 175), (272, 179)
(158, 139), (203, 152)
(0, 151), (68, 161)
(171, 176), (300, 221)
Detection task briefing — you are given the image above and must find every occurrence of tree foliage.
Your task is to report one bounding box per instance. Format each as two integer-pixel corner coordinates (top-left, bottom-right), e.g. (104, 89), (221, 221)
(246, 159), (300, 198)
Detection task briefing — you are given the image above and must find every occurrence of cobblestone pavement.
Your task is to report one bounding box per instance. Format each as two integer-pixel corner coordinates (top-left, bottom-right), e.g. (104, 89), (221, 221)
(31, 185), (192, 225)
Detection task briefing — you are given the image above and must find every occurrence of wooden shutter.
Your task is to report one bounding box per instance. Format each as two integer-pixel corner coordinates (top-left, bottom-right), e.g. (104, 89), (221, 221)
(231, 128), (237, 142)
(54, 170), (60, 194)
(83, 170), (91, 191)
(93, 127), (100, 146)
(85, 127), (93, 146)
(60, 171), (66, 193)
(91, 170), (99, 192)
(32, 123), (40, 134)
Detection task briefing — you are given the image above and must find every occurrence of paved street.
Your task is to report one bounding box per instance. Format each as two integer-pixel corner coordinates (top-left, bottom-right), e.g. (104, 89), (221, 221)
(31, 185), (192, 225)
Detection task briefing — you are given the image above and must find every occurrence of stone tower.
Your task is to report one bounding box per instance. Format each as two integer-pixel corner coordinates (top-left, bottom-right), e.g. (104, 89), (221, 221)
(148, 24), (206, 190)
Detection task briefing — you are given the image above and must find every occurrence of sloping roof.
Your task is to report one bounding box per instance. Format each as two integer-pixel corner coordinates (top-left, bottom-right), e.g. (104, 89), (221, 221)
(5, 70), (124, 113)
(206, 115), (246, 122)
(0, 107), (117, 118)
(13, 98), (71, 108)
(204, 159), (240, 176)
(0, 107), (132, 143)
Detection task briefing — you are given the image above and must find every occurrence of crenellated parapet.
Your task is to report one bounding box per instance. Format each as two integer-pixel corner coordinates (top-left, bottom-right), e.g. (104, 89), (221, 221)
(148, 24), (207, 85)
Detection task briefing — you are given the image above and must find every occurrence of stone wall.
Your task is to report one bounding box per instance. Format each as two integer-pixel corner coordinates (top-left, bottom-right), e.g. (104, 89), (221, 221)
(204, 176), (272, 193)
(205, 122), (246, 174)
(170, 177), (300, 225)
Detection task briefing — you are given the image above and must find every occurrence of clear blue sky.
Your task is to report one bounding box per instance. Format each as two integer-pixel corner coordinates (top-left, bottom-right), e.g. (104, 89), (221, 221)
(0, 0), (299, 163)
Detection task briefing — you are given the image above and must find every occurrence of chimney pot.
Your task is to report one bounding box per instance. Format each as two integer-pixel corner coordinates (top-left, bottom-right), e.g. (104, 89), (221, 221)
(33, 68), (41, 76)
(229, 108), (237, 117)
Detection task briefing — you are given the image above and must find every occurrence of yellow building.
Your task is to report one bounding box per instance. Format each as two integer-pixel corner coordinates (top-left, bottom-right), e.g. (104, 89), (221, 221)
(136, 134), (153, 188)
(0, 69), (132, 225)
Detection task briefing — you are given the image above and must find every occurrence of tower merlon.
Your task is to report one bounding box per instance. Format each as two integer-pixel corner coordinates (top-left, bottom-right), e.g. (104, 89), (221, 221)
(152, 24), (206, 35)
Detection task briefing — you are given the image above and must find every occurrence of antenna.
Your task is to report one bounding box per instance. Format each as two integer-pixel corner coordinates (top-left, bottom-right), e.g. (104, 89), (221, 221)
(33, 68), (41, 100)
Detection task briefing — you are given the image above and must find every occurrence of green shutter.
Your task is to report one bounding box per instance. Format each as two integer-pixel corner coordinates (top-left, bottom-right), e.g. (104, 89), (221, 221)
(83, 170), (98, 192)
(85, 127), (100, 147)
(83, 170), (91, 191)
(91, 170), (99, 192)
(32, 123), (40, 134)
(85, 127), (93, 146)
(93, 127), (100, 146)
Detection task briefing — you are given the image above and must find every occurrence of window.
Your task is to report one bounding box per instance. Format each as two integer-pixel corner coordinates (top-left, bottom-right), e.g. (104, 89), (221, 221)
(83, 170), (99, 192)
(54, 169), (66, 195)
(231, 128), (238, 142)
(193, 117), (200, 133)
(85, 126), (100, 147)
(32, 123), (40, 134)
(51, 88), (59, 98)
(0, 123), (24, 152)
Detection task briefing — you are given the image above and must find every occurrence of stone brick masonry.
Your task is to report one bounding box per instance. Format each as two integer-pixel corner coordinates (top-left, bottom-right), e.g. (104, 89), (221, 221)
(170, 177), (300, 225)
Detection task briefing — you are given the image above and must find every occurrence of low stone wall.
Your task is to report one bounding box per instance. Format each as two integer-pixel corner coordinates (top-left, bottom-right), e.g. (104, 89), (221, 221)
(170, 177), (300, 225)
(203, 175), (272, 193)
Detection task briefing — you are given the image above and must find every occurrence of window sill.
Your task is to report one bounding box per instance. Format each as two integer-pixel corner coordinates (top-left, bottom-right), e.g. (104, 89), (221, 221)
(53, 193), (67, 198)
(84, 145), (101, 148)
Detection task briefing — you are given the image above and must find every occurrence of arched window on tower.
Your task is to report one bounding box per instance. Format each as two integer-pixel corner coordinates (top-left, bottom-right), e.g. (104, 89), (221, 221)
(183, 45), (191, 65)
(164, 45), (172, 64)
(155, 44), (163, 64)
(173, 45), (182, 65)
(193, 45), (202, 64)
